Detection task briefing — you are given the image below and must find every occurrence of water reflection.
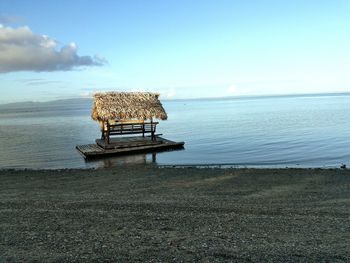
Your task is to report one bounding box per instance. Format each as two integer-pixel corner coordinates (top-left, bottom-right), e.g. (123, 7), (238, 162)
(88, 152), (158, 168)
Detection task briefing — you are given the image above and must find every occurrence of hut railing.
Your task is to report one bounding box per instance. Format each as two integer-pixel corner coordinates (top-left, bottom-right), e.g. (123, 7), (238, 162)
(102, 121), (159, 144)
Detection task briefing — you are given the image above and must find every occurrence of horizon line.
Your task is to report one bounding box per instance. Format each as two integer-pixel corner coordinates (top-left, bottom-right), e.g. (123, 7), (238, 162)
(1, 91), (350, 106)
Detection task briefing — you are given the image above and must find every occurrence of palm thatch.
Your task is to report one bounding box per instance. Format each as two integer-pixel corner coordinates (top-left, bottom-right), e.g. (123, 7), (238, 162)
(91, 92), (168, 122)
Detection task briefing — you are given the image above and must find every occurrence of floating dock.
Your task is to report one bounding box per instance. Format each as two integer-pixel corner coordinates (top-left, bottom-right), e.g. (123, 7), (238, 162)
(76, 136), (184, 159)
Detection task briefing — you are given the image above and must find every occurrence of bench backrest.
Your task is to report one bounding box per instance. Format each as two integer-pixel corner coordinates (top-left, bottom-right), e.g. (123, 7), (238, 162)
(105, 121), (158, 135)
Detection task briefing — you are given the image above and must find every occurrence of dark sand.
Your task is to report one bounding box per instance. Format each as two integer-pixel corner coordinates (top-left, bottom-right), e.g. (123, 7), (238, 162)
(1, 166), (350, 262)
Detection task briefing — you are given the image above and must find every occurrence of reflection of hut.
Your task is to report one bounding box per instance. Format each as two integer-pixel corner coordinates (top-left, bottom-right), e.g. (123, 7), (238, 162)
(91, 92), (168, 144)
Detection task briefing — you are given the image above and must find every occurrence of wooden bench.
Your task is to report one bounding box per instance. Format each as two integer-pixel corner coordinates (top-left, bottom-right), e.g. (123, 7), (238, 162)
(102, 121), (159, 144)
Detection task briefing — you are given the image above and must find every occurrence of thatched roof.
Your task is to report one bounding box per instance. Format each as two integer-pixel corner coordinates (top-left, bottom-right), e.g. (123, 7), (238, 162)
(91, 92), (168, 121)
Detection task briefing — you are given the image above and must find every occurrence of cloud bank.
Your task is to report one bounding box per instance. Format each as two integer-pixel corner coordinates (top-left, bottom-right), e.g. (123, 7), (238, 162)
(0, 25), (106, 73)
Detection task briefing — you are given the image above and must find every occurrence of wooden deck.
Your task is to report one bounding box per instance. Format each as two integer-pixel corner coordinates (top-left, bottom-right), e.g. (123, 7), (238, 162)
(76, 136), (184, 159)
(96, 136), (163, 149)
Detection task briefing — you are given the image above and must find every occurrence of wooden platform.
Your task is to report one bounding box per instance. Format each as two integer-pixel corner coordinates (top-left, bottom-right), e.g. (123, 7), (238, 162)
(96, 136), (163, 149)
(76, 136), (184, 159)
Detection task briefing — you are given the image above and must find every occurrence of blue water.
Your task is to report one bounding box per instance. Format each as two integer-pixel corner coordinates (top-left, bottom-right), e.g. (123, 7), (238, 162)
(1, 94), (350, 169)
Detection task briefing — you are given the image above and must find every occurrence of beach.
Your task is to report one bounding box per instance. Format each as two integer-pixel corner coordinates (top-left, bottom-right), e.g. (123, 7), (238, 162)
(1, 167), (349, 261)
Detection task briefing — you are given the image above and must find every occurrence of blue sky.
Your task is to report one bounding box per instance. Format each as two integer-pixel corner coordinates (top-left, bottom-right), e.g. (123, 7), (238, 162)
(0, 0), (350, 103)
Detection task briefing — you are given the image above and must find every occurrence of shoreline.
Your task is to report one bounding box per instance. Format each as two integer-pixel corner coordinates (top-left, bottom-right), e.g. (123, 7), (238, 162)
(1, 166), (350, 261)
(0, 163), (346, 171)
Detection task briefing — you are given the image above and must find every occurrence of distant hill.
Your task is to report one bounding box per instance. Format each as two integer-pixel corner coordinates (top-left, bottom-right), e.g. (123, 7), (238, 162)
(0, 98), (92, 111)
(1, 92), (350, 110)
(0, 98), (94, 116)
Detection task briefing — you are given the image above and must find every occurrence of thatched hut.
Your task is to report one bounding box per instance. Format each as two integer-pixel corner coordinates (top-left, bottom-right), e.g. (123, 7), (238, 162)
(91, 92), (167, 143)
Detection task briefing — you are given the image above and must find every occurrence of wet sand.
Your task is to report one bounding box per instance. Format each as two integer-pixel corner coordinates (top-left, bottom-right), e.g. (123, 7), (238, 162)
(1, 166), (350, 261)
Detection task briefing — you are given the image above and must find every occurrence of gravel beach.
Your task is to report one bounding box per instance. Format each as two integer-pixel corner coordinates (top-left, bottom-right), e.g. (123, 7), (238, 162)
(1, 166), (349, 262)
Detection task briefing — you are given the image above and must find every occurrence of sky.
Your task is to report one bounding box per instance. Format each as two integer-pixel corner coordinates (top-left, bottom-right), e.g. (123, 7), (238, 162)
(0, 0), (350, 103)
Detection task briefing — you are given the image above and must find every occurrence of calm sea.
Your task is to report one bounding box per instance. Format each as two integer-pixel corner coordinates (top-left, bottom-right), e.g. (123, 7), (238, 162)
(1, 94), (350, 169)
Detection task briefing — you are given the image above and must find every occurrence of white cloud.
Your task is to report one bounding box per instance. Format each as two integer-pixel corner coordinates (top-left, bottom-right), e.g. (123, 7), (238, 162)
(227, 84), (237, 94)
(164, 88), (176, 99)
(0, 25), (106, 73)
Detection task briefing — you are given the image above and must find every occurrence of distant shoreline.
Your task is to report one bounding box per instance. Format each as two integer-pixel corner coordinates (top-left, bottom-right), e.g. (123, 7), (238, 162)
(1, 91), (350, 107)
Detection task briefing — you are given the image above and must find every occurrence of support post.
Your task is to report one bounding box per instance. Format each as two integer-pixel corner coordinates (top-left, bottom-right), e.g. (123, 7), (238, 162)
(142, 121), (145, 137)
(150, 118), (154, 141)
(101, 121), (105, 140)
(106, 121), (110, 145)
